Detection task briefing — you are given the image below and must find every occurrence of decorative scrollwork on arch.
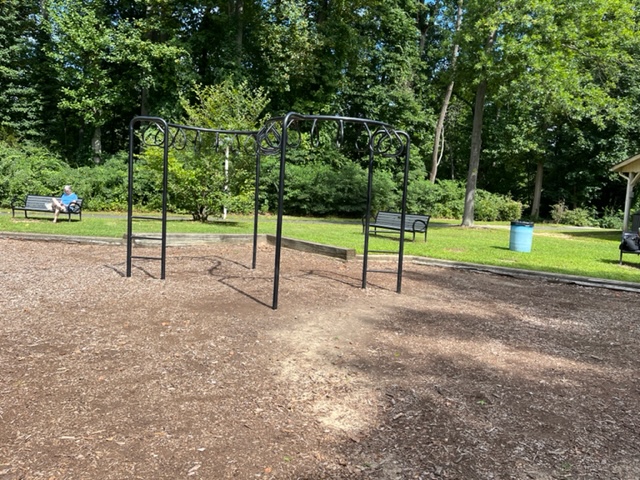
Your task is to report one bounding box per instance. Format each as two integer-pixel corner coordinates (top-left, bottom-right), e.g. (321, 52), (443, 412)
(371, 126), (407, 158)
(256, 113), (407, 158)
(139, 122), (168, 148)
(134, 113), (408, 158)
(136, 119), (258, 155)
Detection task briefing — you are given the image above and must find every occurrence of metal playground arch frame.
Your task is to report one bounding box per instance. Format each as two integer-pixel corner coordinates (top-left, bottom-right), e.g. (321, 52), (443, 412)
(126, 112), (412, 309)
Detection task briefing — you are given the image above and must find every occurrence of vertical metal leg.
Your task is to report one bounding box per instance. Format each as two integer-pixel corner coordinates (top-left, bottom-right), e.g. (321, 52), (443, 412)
(396, 132), (411, 294)
(272, 115), (291, 310)
(362, 147), (375, 289)
(252, 149), (261, 270)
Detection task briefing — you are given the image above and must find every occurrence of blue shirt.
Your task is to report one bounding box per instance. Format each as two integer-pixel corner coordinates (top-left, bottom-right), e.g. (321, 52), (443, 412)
(61, 192), (78, 206)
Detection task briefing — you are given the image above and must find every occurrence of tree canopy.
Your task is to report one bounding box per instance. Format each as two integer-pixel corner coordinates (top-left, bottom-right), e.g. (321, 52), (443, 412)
(2, 0), (640, 221)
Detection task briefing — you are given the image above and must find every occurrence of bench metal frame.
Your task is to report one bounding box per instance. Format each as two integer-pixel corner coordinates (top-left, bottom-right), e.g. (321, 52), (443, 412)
(364, 211), (430, 242)
(11, 194), (83, 221)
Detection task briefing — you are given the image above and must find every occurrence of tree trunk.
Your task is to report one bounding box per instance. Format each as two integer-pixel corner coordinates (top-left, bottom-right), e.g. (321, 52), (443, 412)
(235, 0), (244, 68)
(417, 0), (439, 56)
(91, 126), (102, 164)
(141, 88), (149, 116)
(462, 79), (488, 226)
(461, 29), (496, 227)
(430, 0), (463, 183)
(530, 160), (544, 219)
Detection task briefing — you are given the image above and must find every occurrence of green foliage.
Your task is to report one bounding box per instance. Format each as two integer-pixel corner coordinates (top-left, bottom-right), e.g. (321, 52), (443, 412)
(0, 141), (67, 205)
(180, 80), (270, 131)
(45, 0), (187, 162)
(598, 208), (623, 230)
(135, 80), (270, 221)
(475, 190), (523, 222)
(550, 201), (599, 227)
(0, 140), (132, 211)
(2, 0), (640, 225)
(258, 154), (398, 217)
(138, 146), (227, 219)
(71, 153), (130, 211)
(407, 178), (521, 221)
(0, 0), (43, 139)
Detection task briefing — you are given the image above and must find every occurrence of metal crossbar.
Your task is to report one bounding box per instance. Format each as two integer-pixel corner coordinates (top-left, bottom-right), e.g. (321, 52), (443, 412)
(126, 113), (412, 308)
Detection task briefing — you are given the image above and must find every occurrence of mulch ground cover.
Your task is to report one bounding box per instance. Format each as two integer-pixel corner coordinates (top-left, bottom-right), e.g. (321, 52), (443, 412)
(1, 238), (639, 479)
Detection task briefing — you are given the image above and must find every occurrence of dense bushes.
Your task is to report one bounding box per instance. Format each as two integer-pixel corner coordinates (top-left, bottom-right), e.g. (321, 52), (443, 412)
(72, 154), (130, 211)
(0, 142), (132, 211)
(0, 142), (69, 202)
(407, 178), (523, 221)
(258, 157), (398, 216)
(551, 201), (623, 228)
(0, 140), (546, 224)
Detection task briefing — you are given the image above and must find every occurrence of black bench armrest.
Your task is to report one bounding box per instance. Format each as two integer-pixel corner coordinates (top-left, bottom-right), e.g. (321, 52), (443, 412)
(67, 201), (82, 214)
(411, 218), (429, 231)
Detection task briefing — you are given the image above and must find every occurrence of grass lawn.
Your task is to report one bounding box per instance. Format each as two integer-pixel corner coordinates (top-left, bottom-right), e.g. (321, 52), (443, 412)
(1, 209), (638, 283)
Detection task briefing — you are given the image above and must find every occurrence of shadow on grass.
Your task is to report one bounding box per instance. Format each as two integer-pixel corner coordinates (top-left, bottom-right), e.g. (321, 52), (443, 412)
(613, 257), (640, 268)
(11, 215), (82, 223)
(556, 229), (622, 241)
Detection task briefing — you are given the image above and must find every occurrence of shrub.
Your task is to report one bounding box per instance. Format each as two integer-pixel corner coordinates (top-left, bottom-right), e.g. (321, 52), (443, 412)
(550, 201), (567, 224)
(405, 178), (521, 221)
(405, 176), (433, 214)
(71, 153), (130, 211)
(598, 208), (623, 229)
(475, 189), (523, 221)
(258, 156), (398, 216)
(550, 201), (599, 227)
(563, 208), (597, 227)
(0, 141), (68, 206)
(430, 180), (466, 219)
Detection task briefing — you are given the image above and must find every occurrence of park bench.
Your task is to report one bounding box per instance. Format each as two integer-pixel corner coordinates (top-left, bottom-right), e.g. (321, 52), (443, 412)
(11, 194), (83, 221)
(619, 231), (640, 264)
(363, 211), (431, 242)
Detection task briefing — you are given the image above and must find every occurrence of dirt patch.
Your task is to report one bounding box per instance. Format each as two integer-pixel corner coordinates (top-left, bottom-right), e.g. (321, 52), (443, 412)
(1, 238), (639, 479)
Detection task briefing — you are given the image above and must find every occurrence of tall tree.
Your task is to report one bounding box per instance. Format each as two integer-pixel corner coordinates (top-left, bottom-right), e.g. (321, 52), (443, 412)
(429, 0), (462, 183)
(455, 0), (637, 225)
(0, 0), (43, 139)
(462, 28), (496, 226)
(45, 0), (185, 163)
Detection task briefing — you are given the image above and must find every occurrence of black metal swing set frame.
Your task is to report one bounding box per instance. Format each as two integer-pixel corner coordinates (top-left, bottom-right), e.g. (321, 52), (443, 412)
(126, 112), (412, 309)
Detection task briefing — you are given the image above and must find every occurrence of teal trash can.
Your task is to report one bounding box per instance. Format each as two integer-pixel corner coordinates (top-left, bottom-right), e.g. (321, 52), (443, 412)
(509, 220), (534, 252)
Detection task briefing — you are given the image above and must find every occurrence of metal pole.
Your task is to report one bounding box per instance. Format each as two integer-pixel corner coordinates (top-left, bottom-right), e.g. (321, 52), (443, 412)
(396, 132), (411, 294)
(160, 121), (169, 280)
(223, 145), (229, 220)
(126, 119), (136, 277)
(252, 148), (261, 269)
(362, 146), (375, 289)
(272, 114), (291, 310)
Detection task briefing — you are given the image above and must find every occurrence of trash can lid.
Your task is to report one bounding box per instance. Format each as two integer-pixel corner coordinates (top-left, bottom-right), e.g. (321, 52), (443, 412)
(511, 220), (534, 227)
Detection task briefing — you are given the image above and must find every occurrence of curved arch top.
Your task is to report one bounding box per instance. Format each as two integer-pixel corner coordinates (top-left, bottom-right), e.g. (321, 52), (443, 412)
(127, 113), (412, 310)
(133, 116), (259, 155)
(256, 112), (409, 158)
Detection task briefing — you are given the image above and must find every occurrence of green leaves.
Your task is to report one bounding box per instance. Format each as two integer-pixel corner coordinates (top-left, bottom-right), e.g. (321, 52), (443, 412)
(180, 79), (269, 131)
(0, 0), (43, 139)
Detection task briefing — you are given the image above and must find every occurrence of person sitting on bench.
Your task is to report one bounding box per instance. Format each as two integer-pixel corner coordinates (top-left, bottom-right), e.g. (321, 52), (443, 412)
(46, 185), (78, 223)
